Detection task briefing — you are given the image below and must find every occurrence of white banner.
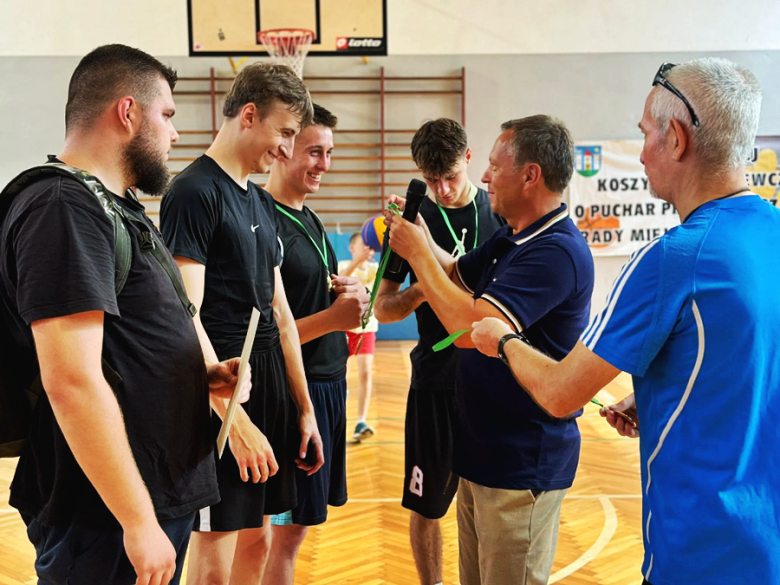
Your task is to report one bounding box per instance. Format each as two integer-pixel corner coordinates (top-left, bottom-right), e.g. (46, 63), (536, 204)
(748, 136), (780, 203)
(569, 140), (680, 256)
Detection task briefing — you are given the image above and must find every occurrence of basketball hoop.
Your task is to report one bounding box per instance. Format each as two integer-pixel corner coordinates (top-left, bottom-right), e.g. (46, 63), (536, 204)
(258, 28), (314, 79)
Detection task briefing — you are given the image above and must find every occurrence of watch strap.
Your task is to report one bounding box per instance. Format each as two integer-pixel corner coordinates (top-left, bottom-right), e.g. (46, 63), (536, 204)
(497, 332), (523, 365)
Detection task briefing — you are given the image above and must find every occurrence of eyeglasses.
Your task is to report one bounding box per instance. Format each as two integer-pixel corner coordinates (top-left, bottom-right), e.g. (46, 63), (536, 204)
(652, 62), (700, 127)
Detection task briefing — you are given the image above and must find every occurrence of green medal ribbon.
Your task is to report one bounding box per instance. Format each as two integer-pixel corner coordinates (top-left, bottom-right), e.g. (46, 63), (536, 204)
(361, 203), (402, 328)
(436, 183), (479, 257)
(275, 204), (331, 288)
(431, 185), (479, 350)
(432, 329), (471, 352)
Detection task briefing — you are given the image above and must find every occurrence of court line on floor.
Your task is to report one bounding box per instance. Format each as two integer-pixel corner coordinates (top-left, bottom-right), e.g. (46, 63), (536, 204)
(549, 495), (619, 583)
(347, 491), (628, 580)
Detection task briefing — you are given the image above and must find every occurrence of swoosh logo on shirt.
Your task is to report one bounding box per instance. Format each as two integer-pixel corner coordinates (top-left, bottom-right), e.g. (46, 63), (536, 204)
(251, 224), (260, 232)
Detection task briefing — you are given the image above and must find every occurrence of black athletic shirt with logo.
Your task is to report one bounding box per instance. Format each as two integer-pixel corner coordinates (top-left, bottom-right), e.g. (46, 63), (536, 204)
(161, 155), (282, 356)
(0, 172), (218, 528)
(383, 189), (505, 391)
(274, 202), (348, 382)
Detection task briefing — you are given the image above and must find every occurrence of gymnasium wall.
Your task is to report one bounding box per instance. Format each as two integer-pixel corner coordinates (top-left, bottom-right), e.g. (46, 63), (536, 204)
(2, 50), (779, 323)
(2, 1), (779, 337)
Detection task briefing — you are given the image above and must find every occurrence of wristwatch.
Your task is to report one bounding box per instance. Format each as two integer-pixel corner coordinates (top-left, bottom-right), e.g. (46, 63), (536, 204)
(497, 332), (523, 365)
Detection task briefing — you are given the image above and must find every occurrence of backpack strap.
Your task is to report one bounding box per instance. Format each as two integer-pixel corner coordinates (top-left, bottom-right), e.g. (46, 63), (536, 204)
(0, 163), (196, 317)
(1, 163), (132, 296)
(112, 205), (198, 318)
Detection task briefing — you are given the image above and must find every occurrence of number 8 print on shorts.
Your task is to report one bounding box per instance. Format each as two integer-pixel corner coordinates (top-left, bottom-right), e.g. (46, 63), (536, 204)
(409, 465), (424, 497)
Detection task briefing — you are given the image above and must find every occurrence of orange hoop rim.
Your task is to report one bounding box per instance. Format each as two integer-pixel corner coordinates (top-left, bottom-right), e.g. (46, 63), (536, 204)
(258, 28), (316, 46)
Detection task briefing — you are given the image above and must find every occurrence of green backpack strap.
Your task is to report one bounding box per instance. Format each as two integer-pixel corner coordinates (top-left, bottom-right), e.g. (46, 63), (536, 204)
(112, 205), (198, 318)
(1, 163), (132, 296)
(72, 165), (197, 317)
(151, 242), (198, 317)
(1, 163), (195, 317)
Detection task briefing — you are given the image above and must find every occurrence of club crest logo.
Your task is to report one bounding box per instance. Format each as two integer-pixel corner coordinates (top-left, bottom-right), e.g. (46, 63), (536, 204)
(575, 145), (602, 177)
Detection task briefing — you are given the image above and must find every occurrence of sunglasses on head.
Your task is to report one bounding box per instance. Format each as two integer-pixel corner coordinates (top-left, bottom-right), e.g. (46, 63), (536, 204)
(652, 62), (700, 127)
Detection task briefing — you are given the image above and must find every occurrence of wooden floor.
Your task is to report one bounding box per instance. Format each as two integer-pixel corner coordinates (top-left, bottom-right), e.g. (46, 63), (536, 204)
(0, 340), (644, 585)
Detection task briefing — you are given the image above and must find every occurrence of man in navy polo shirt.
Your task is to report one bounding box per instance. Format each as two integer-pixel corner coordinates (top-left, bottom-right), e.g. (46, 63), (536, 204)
(471, 59), (780, 585)
(387, 115), (593, 585)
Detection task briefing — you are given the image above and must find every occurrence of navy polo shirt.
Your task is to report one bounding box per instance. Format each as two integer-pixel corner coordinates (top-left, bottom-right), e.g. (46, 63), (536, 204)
(452, 204), (594, 490)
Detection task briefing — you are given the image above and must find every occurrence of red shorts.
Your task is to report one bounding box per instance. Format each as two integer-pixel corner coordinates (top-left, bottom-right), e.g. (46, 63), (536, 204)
(346, 331), (376, 356)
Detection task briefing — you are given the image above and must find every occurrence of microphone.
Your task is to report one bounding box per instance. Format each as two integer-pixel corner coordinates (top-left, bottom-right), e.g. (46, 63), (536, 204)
(385, 178), (427, 275)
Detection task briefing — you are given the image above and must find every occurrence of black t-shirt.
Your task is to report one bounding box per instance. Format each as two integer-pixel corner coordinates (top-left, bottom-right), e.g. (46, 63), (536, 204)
(161, 155), (282, 357)
(383, 189), (505, 391)
(273, 202), (348, 382)
(0, 172), (218, 528)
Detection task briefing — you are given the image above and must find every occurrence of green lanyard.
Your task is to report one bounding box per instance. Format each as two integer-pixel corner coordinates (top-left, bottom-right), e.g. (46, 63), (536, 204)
(275, 204), (331, 288)
(436, 183), (479, 257)
(361, 203), (402, 329)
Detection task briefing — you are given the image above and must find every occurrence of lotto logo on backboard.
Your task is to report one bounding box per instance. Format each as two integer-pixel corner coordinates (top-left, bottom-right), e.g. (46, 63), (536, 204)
(337, 37), (384, 51)
(575, 145), (602, 177)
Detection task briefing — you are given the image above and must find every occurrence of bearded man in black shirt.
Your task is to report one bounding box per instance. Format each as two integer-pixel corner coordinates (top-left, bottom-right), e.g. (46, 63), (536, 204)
(0, 45), (249, 585)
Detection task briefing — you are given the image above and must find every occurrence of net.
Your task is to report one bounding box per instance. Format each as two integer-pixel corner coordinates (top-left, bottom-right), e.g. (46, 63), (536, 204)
(257, 28), (314, 79)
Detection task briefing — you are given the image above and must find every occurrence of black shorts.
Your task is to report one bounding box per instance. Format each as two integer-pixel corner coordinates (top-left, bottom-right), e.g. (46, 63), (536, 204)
(197, 341), (298, 532)
(401, 386), (458, 520)
(290, 378), (348, 526)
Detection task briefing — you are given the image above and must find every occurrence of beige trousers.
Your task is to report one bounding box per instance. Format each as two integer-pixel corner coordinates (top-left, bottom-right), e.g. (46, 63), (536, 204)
(457, 478), (567, 585)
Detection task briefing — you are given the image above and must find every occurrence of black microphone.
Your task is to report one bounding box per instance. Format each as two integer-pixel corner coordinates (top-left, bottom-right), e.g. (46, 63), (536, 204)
(385, 178), (427, 275)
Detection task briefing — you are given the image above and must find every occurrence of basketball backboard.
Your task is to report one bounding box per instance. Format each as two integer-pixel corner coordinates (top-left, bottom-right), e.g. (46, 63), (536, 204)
(188, 0), (387, 56)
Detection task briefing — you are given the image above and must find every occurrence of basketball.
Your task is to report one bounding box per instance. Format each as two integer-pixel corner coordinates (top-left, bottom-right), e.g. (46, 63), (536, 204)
(361, 214), (388, 251)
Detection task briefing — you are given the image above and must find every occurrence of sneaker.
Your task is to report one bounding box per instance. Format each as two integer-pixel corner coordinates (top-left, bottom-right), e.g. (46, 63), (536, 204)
(352, 421), (375, 443)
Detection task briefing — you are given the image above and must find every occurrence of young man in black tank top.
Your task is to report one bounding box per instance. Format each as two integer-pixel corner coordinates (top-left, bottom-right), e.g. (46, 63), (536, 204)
(260, 104), (369, 584)
(375, 119), (505, 585)
(160, 64), (324, 585)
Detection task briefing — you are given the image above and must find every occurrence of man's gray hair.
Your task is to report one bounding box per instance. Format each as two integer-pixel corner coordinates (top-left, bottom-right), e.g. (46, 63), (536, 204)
(650, 57), (761, 172)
